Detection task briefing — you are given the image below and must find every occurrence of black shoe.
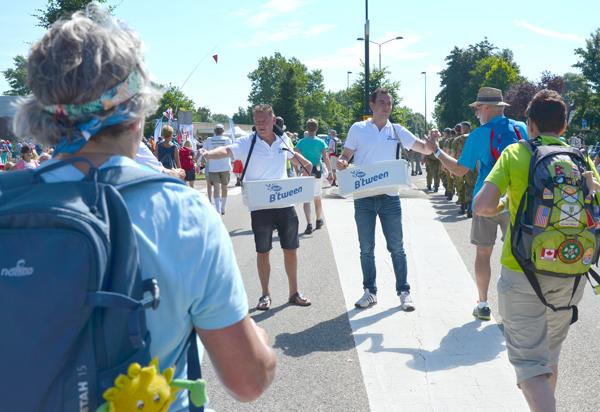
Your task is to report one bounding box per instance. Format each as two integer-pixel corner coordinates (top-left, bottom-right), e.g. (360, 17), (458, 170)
(418, 171), (422, 175)
(444, 190), (449, 197)
(316, 219), (324, 230)
(459, 205), (466, 214)
(467, 209), (473, 218)
(304, 224), (313, 234)
(426, 185), (432, 191)
(433, 186), (439, 192)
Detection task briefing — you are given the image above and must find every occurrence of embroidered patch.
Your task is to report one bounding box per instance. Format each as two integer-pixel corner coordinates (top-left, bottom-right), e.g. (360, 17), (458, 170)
(554, 164), (565, 176)
(559, 204), (582, 227)
(540, 248), (557, 261)
(582, 248), (594, 266)
(585, 194), (593, 204)
(543, 188), (554, 200)
(558, 239), (583, 263)
(561, 186), (578, 203)
(554, 175), (565, 184)
(534, 206), (551, 228)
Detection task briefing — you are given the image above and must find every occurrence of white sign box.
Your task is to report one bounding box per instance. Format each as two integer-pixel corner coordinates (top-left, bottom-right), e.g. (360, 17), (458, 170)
(242, 176), (316, 209)
(337, 159), (411, 198)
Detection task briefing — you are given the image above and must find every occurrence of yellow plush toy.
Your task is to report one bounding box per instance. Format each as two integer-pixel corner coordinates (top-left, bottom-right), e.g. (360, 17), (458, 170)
(96, 358), (207, 412)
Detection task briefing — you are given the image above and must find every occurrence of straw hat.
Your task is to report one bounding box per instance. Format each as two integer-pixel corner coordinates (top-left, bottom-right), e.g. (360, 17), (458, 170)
(469, 87), (510, 107)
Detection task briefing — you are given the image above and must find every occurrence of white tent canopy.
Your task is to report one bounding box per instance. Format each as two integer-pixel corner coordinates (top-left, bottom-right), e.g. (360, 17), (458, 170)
(223, 125), (248, 138)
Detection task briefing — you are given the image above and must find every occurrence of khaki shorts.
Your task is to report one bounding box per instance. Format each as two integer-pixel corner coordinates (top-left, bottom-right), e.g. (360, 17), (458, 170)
(209, 171), (231, 186)
(470, 211), (509, 247)
(329, 155), (338, 171)
(498, 266), (585, 384)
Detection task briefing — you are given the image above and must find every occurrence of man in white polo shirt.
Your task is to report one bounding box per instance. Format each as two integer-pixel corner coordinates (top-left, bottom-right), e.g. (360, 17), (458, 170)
(337, 88), (433, 311)
(204, 124), (233, 215)
(200, 104), (314, 311)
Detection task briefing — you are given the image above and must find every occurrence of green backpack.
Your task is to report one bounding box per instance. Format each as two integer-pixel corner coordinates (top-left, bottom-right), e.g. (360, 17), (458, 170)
(511, 138), (600, 323)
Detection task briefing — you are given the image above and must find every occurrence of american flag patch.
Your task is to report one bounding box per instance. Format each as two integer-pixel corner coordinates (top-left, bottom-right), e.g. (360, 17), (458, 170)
(534, 206), (551, 228)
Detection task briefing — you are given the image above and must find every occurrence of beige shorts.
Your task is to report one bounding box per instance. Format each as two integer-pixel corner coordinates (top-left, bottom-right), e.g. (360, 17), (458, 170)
(329, 155), (338, 171)
(208, 171), (231, 186)
(498, 266), (585, 384)
(470, 211), (509, 246)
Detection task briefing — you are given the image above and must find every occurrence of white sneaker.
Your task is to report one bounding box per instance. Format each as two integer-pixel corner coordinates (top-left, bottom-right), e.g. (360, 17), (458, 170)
(355, 289), (377, 308)
(399, 291), (415, 311)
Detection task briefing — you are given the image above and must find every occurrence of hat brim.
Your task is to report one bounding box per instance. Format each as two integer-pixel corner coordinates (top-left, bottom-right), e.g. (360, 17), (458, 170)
(469, 101), (510, 107)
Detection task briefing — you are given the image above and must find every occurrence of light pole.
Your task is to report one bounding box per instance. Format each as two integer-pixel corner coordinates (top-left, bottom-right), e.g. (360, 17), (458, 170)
(421, 71), (427, 132)
(357, 36), (403, 71)
(347, 71), (352, 89)
(363, 0), (370, 117)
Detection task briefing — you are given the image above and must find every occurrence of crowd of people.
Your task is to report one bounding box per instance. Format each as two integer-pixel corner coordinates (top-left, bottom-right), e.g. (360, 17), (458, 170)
(3, 4), (600, 412)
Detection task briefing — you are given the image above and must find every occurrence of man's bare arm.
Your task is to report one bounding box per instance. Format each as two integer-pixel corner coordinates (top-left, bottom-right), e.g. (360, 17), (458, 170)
(336, 148), (355, 170)
(196, 316), (277, 402)
(474, 182), (503, 217)
(199, 146), (232, 160)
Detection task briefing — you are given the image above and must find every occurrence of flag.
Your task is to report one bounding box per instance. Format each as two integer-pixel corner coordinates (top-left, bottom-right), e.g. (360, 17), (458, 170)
(534, 206), (551, 228)
(229, 118), (236, 139)
(212, 54), (218, 63)
(163, 107), (174, 121)
(153, 118), (163, 140)
(541, 248), (557, 261)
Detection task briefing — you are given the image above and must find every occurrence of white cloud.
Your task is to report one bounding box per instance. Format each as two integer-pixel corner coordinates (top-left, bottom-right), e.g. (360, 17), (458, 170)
(305, 24), (336, 38)
(513, 20), (585, 42)
(303, 33), (427, 71)
(244, 0), (307, 28)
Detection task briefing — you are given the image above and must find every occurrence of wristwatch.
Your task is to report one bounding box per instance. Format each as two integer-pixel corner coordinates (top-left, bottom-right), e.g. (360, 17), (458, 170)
(434, 148), (443, 158)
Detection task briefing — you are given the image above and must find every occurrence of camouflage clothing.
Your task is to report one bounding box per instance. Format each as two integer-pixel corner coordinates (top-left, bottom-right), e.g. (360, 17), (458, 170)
(452, 134), (469, 205)
(442, 135), (455, 195)
(424, 152), (441, 189)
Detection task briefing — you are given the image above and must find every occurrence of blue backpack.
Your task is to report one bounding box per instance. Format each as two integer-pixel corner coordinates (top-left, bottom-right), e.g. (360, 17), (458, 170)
(487, 117), (524, 162)
(0, 159), (202, 411)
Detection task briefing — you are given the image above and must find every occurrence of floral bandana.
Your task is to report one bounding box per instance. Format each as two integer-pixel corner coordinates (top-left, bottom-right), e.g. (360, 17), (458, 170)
(43, 71), (143, 154)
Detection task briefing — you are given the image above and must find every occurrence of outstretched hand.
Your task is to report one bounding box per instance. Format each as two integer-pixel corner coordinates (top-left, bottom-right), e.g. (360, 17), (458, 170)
(424, 129), (440, 153)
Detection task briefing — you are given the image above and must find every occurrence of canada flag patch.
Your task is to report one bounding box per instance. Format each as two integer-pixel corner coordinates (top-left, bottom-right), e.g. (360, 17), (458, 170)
(541, 248), (557, 261)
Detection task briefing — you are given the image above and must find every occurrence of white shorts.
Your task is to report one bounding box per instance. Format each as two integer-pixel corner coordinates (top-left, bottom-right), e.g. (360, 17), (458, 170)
(329, 155), (338, 171)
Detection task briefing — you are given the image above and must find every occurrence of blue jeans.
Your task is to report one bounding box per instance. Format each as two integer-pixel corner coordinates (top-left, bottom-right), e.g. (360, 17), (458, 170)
(353, 195), (409, 295)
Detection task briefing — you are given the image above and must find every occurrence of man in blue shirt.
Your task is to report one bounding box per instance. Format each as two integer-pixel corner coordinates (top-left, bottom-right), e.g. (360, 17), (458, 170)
(425, 87), (527, 321)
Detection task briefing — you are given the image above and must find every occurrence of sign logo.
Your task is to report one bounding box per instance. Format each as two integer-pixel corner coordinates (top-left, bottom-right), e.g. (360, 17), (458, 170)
(350, 170), (366, 178)
(1, 259), (34, 277)
(265, 184), (282, 192)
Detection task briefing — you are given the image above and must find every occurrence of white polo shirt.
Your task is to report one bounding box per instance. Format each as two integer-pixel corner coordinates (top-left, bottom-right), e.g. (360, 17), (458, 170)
(228, 132), (294, 181)
(228, 132), (295, 211)
(204, 135), (233, 172)
(345, 120), (417, 165)
(345, 120), (417, 196)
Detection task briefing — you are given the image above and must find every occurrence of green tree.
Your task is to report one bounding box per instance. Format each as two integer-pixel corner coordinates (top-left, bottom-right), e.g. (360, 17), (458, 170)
(273, 67), (303, 133)
(211, 113), (230, 123)
(194, 106), (211, 122)
(434, 39), (517, 128)
(232, 106), (253, 124)
(574, 28), (600, 92)
(34, 0), (112, 28)
(346, 66), (403, 122)
(2, 55), (30, 96)
(151, 85), (195, 121)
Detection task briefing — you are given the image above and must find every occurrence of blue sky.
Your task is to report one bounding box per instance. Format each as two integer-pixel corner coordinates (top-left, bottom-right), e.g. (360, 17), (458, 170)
(1, 0), (598, 126)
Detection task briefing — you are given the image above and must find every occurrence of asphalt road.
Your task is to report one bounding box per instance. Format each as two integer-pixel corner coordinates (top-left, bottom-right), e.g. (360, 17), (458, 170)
(198, 174), (600, 411)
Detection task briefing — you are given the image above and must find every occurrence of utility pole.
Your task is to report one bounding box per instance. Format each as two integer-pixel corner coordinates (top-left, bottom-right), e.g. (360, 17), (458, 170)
(363, 0), (370, 118)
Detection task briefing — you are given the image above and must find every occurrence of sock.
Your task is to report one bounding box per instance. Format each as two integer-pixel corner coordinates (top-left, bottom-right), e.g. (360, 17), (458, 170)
(221, 197), (227, 213)
(478, 301), (489, 309)
(214, 197), (221, 213)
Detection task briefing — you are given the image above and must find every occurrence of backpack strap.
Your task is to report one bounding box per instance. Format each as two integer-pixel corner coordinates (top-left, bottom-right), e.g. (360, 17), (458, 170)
(391, 124), (403, 160)
(97, 165), (184, 190)
(240, 133), (257, 183)
(186, 332), (204, 412)
(490, 120), (524, 161)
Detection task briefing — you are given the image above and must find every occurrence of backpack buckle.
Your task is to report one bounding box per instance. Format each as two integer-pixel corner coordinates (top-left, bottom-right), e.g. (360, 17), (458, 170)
(143, 278), (161, 310)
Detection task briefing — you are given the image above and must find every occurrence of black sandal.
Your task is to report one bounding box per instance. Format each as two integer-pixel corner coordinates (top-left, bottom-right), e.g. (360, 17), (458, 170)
(256, 295), (271, 311)
(288, 292), (311, 307)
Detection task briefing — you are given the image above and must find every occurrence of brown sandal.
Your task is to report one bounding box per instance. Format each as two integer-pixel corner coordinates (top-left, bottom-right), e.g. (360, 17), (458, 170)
(288, 292), (311, 307)
(256, 295), (271, 311)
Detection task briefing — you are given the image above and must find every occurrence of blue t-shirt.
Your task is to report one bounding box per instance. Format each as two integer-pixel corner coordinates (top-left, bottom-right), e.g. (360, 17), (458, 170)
(40, 156), (248, 411)
(457, 115), (527, 203)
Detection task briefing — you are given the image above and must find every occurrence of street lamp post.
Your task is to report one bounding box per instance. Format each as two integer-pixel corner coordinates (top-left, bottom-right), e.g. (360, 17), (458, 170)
(357, 36), (403, 71)
(347, 71), (352, 89)
(421, 71), (427, 131)
(363, 0), (370, 117)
